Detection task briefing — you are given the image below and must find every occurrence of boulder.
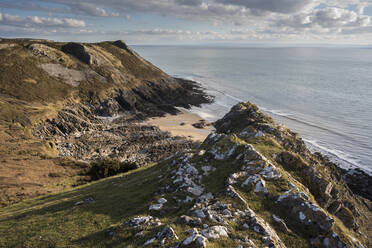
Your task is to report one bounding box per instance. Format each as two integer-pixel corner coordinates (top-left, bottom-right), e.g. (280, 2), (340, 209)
(254, 179), (268, 195)
(276, 191), (334, 233)
(157, 225), (178, 240)
(177, 215), (202, 226)
(149, 203), (163, 211)
(125, 216), (161, 228)
(200, 225), (229, 239)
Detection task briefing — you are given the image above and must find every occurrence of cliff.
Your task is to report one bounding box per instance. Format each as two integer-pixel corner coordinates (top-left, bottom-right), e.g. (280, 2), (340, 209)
(0, 38), (211, 206)
(0, 102), (370, 248)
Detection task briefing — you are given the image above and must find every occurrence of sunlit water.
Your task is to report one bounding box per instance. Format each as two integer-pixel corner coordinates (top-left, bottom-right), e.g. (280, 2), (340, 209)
(134, 45), (372, 174)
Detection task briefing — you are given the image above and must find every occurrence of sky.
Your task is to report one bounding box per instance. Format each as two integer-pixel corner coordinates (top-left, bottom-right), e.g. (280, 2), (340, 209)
(0, 0), (372, 45)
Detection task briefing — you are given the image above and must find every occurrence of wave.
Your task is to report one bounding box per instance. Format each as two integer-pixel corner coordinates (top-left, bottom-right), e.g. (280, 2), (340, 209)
(303, 138), (367, 171)
(189, 107), (217, 121)
(173, 73), (206, 81)
(214, 100), (231, 109)
(220, 92), (244, 103)
(260, 107), (293, 117)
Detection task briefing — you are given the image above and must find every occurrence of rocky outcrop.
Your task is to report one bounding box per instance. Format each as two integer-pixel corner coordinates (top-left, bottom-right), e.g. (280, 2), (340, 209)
(62, 43), (94, 65)
(0, 43), (16, 50)
(29, 43), (70, 64)
(113, 40), (135, 55)
(119, 102), (370, 247)
(33, 103), (197, 165)
(337, 167), (372, 202)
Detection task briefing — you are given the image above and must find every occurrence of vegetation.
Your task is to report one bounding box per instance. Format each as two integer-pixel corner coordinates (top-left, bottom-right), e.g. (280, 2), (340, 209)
(89, 159), (139, 180)
(0, 163), (163, 248)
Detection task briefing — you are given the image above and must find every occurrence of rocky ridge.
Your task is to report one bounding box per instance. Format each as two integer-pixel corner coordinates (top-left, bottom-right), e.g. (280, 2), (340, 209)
(106, 102), (371, 247)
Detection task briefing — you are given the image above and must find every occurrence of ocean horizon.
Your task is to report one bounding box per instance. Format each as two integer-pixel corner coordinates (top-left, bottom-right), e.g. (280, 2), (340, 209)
(135, 45), (372, 175)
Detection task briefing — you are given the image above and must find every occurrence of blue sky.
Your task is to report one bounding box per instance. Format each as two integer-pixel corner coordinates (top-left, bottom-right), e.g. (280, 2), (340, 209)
(0, 0), (372, 45)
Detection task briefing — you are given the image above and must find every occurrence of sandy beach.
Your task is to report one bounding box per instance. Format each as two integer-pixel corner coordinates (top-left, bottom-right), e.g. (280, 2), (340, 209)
(144, 108), (214, 142)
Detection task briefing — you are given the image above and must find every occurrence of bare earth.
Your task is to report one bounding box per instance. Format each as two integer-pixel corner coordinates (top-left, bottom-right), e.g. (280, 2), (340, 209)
(144, 108), (214, 142)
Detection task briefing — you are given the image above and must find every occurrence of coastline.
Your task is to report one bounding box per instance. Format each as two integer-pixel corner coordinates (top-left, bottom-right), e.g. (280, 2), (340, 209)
(144, 107), (214, 142)
(171, 91), (372, 201)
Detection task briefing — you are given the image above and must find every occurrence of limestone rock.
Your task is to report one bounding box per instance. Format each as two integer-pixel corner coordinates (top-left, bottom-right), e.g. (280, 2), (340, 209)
(200, 226), (229, 239)
(272, 214), (292, 234)
(157, 225), (178, 240)
(276, 191), (334, 233)
(254, 179), (268, 195)
(177, 215), (202, 226)
(149, 203), (163, 211)
(144, 237), (156, 246)
(158, 198), (167, 204)
(125, 216), (161, 228)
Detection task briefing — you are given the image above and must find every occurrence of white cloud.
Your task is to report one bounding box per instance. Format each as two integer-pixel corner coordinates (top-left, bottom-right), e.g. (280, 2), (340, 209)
(277, 7), (371, 30)
(1, 0), (372, 43)
(216, 0), (315, 14)
(0, 12), (86, 28)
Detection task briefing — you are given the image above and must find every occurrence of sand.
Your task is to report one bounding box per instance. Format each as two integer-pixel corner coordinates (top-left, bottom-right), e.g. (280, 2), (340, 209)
(144, 108), (214, 142)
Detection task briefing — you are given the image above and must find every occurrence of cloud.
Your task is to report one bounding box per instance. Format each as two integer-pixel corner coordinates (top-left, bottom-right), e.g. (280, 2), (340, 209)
(277, 7), (371, 30)
(71, 3), (109, 16)
(1, 0), (372, 43)
(216, 0), (315, 14)
(0, 1), (119, 17)
(175, 0), (203, 6)
(0, 12), (86, 28)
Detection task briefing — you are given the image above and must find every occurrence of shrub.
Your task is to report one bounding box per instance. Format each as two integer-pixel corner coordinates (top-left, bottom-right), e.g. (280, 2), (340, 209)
(48, 172), (63, 178)
(89, 159), (138, 180)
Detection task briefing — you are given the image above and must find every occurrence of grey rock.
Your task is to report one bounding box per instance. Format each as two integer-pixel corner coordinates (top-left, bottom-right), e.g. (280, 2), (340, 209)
(272, 214), (292, 234)
(144, 237), (156, 246)
(201, 226), (229, 240)
(178, 215), (202, 226)
(149, 203), (163, 211)
(157, 225), (178, 240)
(158, 198), (167, 204)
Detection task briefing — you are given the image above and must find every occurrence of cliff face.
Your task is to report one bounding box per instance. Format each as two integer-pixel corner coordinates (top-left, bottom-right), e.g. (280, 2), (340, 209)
(0, 38), (211, 206)
(0, 102), (370, 248)
(0, 39), (211, 122)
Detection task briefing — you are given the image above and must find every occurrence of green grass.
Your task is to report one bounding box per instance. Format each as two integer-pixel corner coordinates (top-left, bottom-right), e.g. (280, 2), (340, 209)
(0, 162), (166, 248)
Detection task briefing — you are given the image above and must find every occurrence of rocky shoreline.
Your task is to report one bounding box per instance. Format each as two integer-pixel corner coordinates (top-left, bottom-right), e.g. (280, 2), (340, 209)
(32, 78), (213, 167)
(339, 167), (372, 202)
(0, 38), (214, 206)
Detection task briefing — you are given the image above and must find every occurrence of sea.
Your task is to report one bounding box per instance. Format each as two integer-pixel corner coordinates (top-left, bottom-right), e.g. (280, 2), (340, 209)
(134, 45), (372, 175)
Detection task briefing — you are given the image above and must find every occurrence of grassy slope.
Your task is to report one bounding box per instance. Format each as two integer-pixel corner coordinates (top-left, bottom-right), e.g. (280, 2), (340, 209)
(0, 137), (319, 248)
(0, 162), (163, 248)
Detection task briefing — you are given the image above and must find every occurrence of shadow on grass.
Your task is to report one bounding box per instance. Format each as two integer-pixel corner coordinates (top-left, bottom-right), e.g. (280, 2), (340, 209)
(0, 162), (167, 247)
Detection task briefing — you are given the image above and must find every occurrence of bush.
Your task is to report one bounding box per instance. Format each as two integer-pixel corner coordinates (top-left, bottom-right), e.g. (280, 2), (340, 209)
(48, 172), (63, 178)
(89, 159), (138, 180)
